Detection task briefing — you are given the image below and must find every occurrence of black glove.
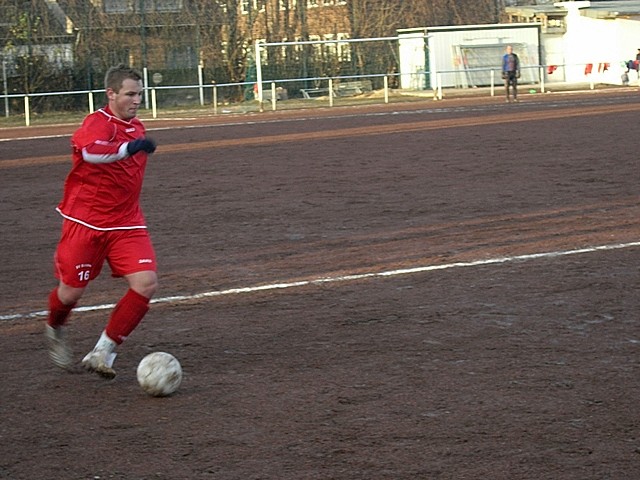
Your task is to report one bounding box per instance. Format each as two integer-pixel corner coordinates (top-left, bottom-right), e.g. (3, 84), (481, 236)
(127, 138), (156, 155)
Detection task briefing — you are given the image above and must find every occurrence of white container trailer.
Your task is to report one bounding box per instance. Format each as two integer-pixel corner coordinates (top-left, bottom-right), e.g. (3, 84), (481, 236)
(398, 24), (541, 90)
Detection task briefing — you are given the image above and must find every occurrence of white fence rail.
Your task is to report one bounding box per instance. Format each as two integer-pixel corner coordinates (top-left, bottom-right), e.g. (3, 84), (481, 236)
(1, 63), (628, 126)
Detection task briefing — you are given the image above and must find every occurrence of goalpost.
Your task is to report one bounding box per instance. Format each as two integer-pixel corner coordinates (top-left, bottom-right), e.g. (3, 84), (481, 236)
(253, 35), (428, 102)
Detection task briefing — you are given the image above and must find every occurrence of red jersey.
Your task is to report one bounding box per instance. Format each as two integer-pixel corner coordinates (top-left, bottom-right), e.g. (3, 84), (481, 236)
(57, 106), (149, 230)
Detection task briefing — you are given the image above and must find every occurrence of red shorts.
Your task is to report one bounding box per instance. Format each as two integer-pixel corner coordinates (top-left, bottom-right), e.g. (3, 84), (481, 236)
(54, 220), (157, 288)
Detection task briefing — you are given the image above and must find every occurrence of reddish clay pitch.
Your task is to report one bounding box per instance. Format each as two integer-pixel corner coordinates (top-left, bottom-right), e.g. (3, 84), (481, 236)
(1, 92), (639, 479)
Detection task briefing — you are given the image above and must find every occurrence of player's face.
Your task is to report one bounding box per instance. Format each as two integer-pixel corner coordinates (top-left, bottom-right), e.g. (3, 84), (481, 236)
(107, 78), (143, 120)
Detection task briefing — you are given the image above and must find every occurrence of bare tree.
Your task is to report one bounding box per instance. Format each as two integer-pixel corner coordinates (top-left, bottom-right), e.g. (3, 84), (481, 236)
(1, 0), (76, 110)
(399, 0), (499, 27)
(0, 0), (506, 100)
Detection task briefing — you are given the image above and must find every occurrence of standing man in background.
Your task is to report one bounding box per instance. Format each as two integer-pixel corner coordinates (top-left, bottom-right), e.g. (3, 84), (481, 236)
(502, 45), (520, 103)
(45, 64), (158, 379)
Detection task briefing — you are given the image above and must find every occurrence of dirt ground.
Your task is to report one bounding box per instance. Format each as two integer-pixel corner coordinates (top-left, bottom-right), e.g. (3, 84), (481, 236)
(1, 91), (640, 479)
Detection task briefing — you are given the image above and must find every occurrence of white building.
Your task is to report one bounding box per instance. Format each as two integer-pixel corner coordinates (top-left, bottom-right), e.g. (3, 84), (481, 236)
(398, 1), (640, 90)
(506, 1), (640, 85)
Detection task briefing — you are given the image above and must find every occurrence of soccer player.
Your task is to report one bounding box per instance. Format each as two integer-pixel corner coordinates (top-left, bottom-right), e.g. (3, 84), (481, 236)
(45, 64), (158, 379)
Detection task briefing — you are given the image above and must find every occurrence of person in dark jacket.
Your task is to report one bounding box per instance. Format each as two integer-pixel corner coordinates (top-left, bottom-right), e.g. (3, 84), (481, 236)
(502, 45), (520, 103)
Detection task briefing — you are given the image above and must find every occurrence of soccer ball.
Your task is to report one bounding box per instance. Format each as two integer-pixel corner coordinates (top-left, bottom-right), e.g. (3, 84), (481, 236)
(136, 352), (183, 397)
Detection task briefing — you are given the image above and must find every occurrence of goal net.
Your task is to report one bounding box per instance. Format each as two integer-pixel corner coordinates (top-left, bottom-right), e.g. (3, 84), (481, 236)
(253, 36), (402, 99)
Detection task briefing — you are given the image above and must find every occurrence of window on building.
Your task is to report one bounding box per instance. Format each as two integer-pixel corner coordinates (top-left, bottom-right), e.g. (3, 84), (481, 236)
(154, 0), (183, 12)
(104, 0), (131, 14)
(293, 36), (304, 59)
(241, 0), (269, 13)
(309, 34), (321, 55)
(166, 46), (197, 69)
(0, 5), (18, 26)
(255, 38), (268, 64)
(323, 34), (336, 56)
(547, 16), (565, 28)
(106, 48), (131, 67)
(104, 0), (182, 13)
(337, 33), (350, 61)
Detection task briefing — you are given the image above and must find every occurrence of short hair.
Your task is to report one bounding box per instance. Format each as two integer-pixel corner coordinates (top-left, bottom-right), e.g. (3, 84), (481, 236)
(104, 64), (143, 92)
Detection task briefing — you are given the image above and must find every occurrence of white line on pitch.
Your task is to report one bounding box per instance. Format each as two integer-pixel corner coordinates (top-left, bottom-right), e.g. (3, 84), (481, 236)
(2, 241), (639, 322)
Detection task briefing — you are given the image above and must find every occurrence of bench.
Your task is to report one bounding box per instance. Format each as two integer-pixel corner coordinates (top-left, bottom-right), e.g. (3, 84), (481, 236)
(335, 80), (373, 97)
(256, 87), (288, 101)
(300, 80), (374, 99)
(300, 87), (335, 99)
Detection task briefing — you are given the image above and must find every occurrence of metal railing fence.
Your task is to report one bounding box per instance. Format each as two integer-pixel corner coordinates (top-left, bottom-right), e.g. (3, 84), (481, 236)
(0, 63), (626, 126)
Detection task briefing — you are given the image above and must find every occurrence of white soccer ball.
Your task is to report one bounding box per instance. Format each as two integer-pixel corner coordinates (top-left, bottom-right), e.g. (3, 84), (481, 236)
(136, 352), (183, 397)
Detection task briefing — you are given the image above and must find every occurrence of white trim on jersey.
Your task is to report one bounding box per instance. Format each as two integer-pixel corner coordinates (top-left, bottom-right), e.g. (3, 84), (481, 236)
(56, 208), (147, 231)
(82, 142), (129, 164)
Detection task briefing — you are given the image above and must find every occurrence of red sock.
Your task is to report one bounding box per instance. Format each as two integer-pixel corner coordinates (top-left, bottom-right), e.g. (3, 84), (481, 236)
(47, 288), (76, 328)
(105, 289), (150, 344)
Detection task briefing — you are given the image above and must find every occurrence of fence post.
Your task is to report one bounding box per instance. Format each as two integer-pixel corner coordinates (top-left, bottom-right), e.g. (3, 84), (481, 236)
(151, 88), (157, 119)
(88, 90), (94, 113)
(329, 78), (334, 107)
(212, 83), (217, 115)
(384, 75), (389, 104)
(271, 82), (277, 111)
(491, 70), (495, 97)
(255, 40), (263, 112)
(143, 67), (149, 110)
(2, 60), (8, 118)
(431, 71), (437, 100)
(198, 64), (204, 106)
(24, 95), (30, 127)
(540, 66), (545, 94)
